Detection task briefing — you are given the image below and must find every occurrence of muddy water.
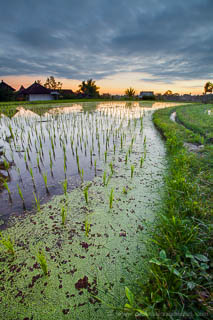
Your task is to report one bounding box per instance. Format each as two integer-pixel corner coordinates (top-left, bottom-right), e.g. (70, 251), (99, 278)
(0, 102), (175, 319)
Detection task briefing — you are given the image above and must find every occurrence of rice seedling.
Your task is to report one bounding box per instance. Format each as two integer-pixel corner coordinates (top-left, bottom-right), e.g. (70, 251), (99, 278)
(140, 117), (143, 132)
(85, 220), (90, 237)
(29, 167), (35, 184)
(50, 157), (53, 171)
(120, 135), (123, 149)
(113, 144), (116, 155)
(51, 136), (54, 153)
(123, 187), (128, 194)
(61, 205), (67, 225)
(3, 180), (11, 200)
(83, 186), (89, 204)
(125, 153), (128, 164)
(33, 192), (40, 212)
(0, 232), (15, 255)
(8, 124), (14, 140)
(36, 155), (40, 169)
(103, 171), (107, 186)
(131, 165), (135, 178)
(140, 156), (144, 168)
(36, 250), (48, 275)
(63, 179), (68, 196)
(109, 188), (114, 209)
(42, 172), (49, 193)
(104, 151), (107, 163)
(94, 159), (97, 176)
(131, 137), (134, 149)
(90, 148), (93, 165)
(17, 184), (25, 207)
(109, 162), (114, 175)
(3, 159), (10, 176)
(76, 154), (80, 172)
(81, 168), (84, 182)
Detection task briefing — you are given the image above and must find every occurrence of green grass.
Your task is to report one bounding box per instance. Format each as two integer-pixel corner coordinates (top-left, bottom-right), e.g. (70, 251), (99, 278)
(130, 104), (213, 317)
(176, 104), (213, 142)
(153, 105), (204, 144)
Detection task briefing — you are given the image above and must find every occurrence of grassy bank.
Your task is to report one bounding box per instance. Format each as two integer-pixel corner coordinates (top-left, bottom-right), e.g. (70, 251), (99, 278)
(176, 104), (213, 142)
(127, 104), (212, 318)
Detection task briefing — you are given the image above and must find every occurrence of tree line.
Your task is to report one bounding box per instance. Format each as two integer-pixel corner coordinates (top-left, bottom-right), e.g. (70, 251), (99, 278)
(0, 77), (213, 102)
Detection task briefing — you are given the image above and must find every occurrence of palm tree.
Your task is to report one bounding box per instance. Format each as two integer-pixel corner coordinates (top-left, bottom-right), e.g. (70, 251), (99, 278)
(78, 79), (100, 98)
(125, 87), (135, 98)
(204, 82), (213, 94)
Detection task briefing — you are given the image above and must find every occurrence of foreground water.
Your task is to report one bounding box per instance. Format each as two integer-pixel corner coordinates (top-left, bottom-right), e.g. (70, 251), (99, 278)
(0, 101), (178, 319)
(0, 101), (179, 227)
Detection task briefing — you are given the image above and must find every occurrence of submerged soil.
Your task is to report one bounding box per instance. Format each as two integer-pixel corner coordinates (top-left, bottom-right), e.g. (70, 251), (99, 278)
(0, 106), (167, 319)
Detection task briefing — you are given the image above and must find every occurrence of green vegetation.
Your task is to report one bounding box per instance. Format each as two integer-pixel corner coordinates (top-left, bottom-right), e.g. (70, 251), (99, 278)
(0, 232), (15, 255)
(84, 219), (90, 237)
(130, 165), (134, 178)
(83, 186), (89, 204)
(61, 205), (68, 225)
(109, 188), (114, 209)
(128, 104), (213, 318)
(33, 192), (41, 212)
(36, 250), (48, 275)
(176, 104), (213, 141)
(0, 101), (197, 319)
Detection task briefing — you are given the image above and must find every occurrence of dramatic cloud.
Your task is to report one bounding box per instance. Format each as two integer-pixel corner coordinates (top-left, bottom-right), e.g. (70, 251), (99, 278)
(0, 0), (213, 84)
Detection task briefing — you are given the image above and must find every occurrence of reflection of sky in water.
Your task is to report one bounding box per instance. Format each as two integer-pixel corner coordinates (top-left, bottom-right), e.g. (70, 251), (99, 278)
(0, 101), (186, 226)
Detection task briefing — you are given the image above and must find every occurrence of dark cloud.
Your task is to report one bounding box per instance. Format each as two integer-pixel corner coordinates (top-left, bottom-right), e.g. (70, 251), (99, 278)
(0, 0), (213, 83)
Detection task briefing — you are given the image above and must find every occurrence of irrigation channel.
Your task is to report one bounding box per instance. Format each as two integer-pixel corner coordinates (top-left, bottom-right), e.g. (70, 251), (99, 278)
(0, 101), (180, 319)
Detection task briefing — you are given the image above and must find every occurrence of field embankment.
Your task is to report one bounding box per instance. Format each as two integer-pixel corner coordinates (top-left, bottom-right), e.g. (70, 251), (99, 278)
(132, 104), (213, 318)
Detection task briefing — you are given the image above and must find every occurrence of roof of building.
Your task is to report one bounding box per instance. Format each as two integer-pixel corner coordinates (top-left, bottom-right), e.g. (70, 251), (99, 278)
(17, 85), (26, 93)
(0, 80), (15, 91)
(139, 91), (154, 94)
(22, 82), (53, 95)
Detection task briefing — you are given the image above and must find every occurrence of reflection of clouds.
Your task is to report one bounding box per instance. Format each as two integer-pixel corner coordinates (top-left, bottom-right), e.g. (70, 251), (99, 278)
(96, 101), (187, 119)
(151, 102), (186, 109)
(13, 107), (39, 118)
(44, 104), (83, 116)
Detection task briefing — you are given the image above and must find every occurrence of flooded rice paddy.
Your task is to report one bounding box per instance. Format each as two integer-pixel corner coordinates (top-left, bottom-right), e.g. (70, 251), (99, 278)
(0, 101), (179, 319)
(0, 101), (178, 227)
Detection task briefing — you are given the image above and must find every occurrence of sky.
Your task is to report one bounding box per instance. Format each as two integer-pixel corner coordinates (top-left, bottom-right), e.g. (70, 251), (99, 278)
(0, 0), (213, 94)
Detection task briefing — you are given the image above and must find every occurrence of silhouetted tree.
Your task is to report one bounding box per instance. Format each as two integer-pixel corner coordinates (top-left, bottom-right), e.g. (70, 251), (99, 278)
(125, 87), (135, 98)
(0, 88), (15, 101)
(204, 82), (213, 94)
(44, 76), (62, 90)
(78, 79), (100, 98)
(164, 90), (173, 95)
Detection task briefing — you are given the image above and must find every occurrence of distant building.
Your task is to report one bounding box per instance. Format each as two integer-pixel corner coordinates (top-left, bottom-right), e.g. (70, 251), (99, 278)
(0, 80), (15, 92)
(21, 81), (59, 101)
(139, 91), (154, 99)
(16, 85), (26, 101)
